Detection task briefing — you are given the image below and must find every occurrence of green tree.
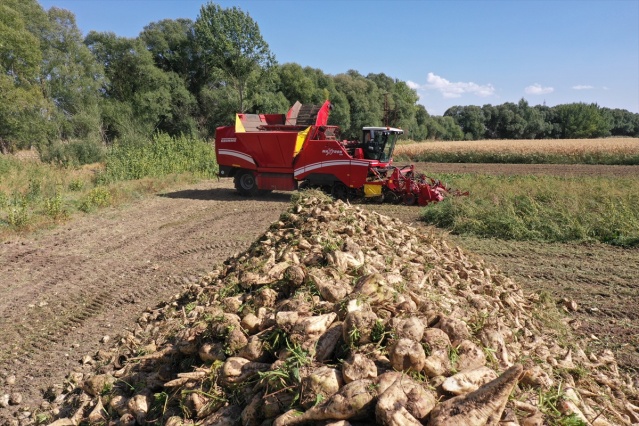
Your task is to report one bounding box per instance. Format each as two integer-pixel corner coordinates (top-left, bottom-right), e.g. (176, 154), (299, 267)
(427, 116), (463, 140)
(494, 102), (527, 139)
(195, 2), (275, 112)
(411, 104), (430, 141)
(276, 63), (316, 104)
(445, 105), (485, 140)
(40, 7), (103, 142)
(334, 70), (382, 138)
(554, 103), (611, 138)
(517, 99), (550, 139)
(366, 73), (419, 131)
(140, 18), (206, 94)
(0, 0), (52, 151)
(603, 108), (639, 137)
(302, 66), (350, 130)
(85, 31), (174, 140)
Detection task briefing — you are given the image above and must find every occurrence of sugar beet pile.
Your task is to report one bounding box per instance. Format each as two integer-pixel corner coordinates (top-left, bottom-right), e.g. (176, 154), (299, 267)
(50, 192), (638, 426)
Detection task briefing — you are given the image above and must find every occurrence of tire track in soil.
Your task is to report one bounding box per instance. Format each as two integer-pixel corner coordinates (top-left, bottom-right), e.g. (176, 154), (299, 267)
(0, 180), (291, 420)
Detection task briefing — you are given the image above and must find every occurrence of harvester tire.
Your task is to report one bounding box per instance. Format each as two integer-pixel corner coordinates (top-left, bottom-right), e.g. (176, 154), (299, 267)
(234, 170), (259, 196)
(403, 193), (417, 205)
(331, 182), (349, 201)
(383, 189), (401, 204)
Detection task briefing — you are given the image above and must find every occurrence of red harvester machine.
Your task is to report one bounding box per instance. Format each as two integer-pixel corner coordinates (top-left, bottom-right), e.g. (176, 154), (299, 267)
(215, 101), (460, 206)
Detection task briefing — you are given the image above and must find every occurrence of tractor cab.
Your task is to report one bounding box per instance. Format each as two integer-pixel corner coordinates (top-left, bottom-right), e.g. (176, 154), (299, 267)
(361, 127), (403, 162)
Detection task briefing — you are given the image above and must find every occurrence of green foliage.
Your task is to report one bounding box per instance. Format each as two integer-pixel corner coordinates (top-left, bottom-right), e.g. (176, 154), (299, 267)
(44, 191), (66, 219)
(41, 7), (104, 142)
(79, 186), (111, 212)
(1, 0), (102, 150)
(445, 105), (485, 140)
(39, 139), (105, 167)
(7, 195), (29, 228)
(426, 116), (464, 141)
(422, 174), (639, 247)
(258, 340), (311, 405)
(440, 100), (639, 141)
(334, 70), (383, 138)
(605, 107), (639, 137)
(1, 151), (214, 240)
(85, 32), (176, 141)
(537, 384), (589, 426)
(195, 2), (275, 112)
(140, 18), (204, 91)
(98, 133), (217, 184)
(67, 178), (84, 191)
(554, 103), (611, 139)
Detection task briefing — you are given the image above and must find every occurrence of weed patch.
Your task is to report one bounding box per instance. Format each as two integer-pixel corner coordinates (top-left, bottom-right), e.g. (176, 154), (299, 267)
(98, 133), (217, 184)
(422, 174), (639, 247)
(79, 187), (112, 212)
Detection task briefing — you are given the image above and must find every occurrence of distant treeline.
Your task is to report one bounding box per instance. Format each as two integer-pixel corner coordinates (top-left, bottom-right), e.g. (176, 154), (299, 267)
(1, 0), (638, 165)
(443, 102), (639, 141)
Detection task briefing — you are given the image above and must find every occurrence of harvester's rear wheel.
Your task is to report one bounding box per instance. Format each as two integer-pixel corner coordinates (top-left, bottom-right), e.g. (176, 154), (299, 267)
(383, 189), (401, 204)
(234, 170), (258, 196)
(331, 182), (349, 201)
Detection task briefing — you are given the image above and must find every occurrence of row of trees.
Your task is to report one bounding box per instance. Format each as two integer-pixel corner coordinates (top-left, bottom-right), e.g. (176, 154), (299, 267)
(444, 100), (639, 140)
(1, 0), (638, 162)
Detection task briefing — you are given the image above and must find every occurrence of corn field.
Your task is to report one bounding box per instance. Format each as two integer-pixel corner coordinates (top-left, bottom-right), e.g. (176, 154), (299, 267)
(396, 138), (639, 165)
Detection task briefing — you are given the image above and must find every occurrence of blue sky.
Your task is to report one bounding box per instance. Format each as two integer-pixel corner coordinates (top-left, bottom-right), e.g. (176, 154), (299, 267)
(38, 0), (639, 116)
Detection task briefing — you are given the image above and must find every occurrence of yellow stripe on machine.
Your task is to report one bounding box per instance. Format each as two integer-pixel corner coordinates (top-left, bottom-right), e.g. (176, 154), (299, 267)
(235, 114), (246, 133)
(364, 184), (382, 197)
(294, 126), (311, 156)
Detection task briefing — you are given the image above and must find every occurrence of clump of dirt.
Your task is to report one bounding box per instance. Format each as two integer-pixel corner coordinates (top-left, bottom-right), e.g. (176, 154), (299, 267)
(48, 191), (638, 425)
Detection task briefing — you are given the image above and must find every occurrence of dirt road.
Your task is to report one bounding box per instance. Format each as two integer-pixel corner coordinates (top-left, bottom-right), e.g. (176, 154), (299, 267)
(0, 180), (292, 420)
(1, 169), (637, 422)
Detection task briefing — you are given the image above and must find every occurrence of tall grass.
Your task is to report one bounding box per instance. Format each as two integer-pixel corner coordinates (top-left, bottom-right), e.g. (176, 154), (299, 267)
(396, 138), (639, 165)
(98, 133), (217, 184)
(1, 133), (218, 239)
(422, 174), (639, 247)
(0, 156), (79, 235)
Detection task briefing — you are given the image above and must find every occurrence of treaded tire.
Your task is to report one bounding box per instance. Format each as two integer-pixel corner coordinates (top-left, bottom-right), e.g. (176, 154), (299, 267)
(331, 182), (349, 201)
(234, 170), (259, 196)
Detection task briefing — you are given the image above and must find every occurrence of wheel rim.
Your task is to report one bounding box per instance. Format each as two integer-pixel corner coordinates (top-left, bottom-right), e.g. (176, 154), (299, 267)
(403, 193), (416, 205)
(240, 173), (255, 190)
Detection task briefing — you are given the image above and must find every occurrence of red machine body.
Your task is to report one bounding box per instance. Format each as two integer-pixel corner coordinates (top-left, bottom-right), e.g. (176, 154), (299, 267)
(215, 101), (457, 205)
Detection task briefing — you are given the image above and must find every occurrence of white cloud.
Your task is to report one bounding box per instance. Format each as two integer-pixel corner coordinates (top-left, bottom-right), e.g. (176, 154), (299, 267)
(425, 72), (495, 98)
(525, 84), (554, 95)
(406, 80), (421, 90)
(573, 85), (594, 90)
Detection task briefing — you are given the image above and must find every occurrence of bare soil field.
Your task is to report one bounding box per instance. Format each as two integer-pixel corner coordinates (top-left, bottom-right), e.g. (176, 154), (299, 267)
(1, 165), (637, 423)
(0, 180), (291, 422)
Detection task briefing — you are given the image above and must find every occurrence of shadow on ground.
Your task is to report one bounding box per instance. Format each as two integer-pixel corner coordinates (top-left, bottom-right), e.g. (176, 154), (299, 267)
(159, 188), (293, 202)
